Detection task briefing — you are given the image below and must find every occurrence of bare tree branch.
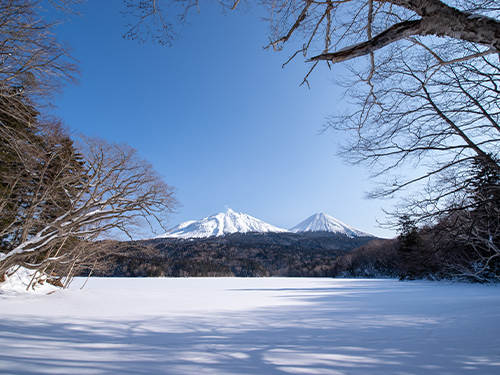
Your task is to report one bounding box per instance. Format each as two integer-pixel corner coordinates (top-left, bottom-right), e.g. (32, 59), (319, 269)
(310, 19), (421, 62)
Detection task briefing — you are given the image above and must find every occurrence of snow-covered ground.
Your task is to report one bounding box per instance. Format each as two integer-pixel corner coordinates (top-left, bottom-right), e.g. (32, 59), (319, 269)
(0, 275), (499, 375)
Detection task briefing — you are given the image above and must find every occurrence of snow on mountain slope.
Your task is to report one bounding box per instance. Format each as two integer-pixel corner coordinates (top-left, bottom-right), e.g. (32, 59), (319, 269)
(156, 208), (289, 239)
(290, 213), (373, 238)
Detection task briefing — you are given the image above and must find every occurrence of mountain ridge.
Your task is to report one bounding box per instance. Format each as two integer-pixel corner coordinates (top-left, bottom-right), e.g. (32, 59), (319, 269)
(290, 213), (373, 237)
(156, 208), (289, 239)
(156, 209), (373, 239)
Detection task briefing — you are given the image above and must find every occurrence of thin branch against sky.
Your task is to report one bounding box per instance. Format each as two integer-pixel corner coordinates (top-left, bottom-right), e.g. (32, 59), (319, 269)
(53, 2), (397, 238)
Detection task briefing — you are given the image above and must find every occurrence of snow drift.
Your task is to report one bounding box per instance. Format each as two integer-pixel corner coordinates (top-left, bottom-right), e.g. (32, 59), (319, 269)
(0, 267), (58, 294)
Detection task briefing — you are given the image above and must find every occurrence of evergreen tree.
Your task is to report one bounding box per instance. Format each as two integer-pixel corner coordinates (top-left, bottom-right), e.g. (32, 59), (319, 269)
(464, 156), (500, 278)
(469, 156), (500, 225)
(0, 91), (85, 258)
(397, 216), (424, 280)
(0, 92), (41, 252)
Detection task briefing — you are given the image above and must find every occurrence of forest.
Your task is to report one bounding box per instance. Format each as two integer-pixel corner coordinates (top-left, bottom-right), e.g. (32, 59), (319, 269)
(77, 233), (377, 278)
(1, 0), (500, 287)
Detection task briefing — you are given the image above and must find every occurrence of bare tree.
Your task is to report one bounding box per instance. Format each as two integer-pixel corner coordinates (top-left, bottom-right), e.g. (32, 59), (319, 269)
(120, 1), (500, 218)
(5, 1), (496, 280)
(0, 0), (81, 241)
(328, 48), (499, 205)
(0, 1), (80, 111)
(0, 1), (180, 288)
(0, 1), (83, 288)
(120, 1), (500, 80)
(0, 134), (178, 287)
(119, 0), (500, 280)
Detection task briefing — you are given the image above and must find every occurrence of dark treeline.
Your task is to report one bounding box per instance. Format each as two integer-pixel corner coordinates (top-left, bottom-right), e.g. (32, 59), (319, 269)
(393, 156), (500, 283)
(79, 224), (500, 282)
(90, 241), (345, 278)
(80, 233), (398, 278)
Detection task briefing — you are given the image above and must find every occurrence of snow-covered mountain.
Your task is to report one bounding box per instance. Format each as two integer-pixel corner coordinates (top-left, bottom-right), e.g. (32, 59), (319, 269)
(156, 208), (289, 239)
(156, 210), (373, 239)
(289, 213), (373, 238)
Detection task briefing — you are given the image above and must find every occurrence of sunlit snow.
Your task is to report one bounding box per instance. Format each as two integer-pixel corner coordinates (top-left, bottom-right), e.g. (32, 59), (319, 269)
(156, 210), (372, 239)
(290, 213), (373, 237)
(1, 273), (499, 374)
(156, 208), (289, 238)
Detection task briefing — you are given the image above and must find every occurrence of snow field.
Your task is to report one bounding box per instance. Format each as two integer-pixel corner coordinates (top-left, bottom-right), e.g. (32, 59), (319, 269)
(0, 276), (499, 374)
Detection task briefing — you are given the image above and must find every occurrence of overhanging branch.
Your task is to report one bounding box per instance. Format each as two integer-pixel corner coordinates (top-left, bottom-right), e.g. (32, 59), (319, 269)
(309, 20), (422, 63)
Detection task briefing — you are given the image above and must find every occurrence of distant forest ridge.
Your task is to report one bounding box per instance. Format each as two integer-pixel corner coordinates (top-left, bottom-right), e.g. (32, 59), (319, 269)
(84, 232), (398, 278)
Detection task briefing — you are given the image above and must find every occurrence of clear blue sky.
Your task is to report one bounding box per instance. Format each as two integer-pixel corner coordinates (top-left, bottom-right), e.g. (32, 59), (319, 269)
(52, 2), (396, 238)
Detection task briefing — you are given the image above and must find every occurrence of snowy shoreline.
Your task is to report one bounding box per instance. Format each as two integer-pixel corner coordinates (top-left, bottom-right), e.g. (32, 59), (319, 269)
(1, 277), (499, 374)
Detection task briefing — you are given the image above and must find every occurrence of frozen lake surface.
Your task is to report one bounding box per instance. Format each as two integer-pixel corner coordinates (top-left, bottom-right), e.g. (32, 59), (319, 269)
(1, 276), (499, 374)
